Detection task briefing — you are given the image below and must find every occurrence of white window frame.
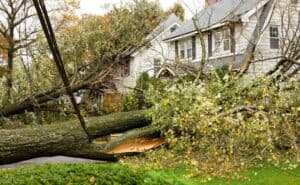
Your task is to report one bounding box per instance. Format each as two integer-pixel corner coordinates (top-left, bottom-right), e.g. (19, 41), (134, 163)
(270, 26), (279, 49)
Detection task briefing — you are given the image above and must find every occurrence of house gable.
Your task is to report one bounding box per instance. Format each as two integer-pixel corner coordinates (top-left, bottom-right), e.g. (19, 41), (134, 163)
(164, 0), (263, 42)
(164, 0), (299, 74)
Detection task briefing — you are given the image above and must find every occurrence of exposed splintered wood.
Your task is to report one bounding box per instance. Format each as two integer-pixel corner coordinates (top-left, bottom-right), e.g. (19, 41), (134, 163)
(106, 138), (165, 154)
(0, 110), (151, 165)
(103, 127), (163, 154)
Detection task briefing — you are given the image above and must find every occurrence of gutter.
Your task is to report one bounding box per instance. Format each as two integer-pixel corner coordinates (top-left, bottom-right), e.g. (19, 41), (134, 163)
(164, 20), (240, 42)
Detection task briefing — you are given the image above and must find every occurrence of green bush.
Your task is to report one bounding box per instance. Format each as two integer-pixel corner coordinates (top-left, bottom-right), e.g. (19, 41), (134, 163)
(122, 72), (166, 111)
(0, 164), (144, 185)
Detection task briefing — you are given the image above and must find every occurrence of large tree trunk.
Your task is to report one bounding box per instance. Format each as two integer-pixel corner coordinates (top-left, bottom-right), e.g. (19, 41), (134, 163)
(0, 110), (152, 165)
(240, 0), (275, 73)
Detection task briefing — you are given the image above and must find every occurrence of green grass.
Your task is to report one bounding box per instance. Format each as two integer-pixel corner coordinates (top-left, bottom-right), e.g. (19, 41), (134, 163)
(144, 165), (300, 185)
(0, 163), (143, 185)
(0, 163), (299, 185)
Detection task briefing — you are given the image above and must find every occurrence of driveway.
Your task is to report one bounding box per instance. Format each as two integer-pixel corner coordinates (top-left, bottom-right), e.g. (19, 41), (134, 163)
(0, 156), (103, 169)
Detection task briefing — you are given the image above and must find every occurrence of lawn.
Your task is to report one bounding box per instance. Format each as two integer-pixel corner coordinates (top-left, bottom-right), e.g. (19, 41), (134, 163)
(0, 163), (299, 185)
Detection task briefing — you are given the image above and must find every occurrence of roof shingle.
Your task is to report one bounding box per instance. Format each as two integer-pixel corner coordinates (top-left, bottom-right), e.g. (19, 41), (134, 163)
(164, 0), (262, 41)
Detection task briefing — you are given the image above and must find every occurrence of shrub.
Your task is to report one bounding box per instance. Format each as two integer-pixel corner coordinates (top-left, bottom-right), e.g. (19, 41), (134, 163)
(122, 72), (166, 111)
(0, 164), (144, 185)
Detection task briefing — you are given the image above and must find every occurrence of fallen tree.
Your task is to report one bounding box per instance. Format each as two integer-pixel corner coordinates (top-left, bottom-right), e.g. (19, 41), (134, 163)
(0, 81), (92, 117)
(0, 110), (158, 165)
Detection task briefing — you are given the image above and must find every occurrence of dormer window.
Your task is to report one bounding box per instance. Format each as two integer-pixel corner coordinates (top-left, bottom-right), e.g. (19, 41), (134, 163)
(170, 25), (178, 33)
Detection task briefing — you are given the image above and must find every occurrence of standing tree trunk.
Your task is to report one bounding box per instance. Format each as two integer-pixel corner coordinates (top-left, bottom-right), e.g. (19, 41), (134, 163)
(6, 50), (13, 102)
(193, 17), (207, 82)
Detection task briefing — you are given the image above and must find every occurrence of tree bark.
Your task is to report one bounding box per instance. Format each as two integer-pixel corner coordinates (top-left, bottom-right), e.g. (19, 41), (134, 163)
(192, 17), (207, 81)
(5, 50), (13, 102)
(240, 0), (275, 73)
(0, 110), (151, 165)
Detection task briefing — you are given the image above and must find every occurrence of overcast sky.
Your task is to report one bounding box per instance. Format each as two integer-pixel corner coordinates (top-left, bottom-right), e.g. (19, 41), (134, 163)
(79, 0), (204, 19)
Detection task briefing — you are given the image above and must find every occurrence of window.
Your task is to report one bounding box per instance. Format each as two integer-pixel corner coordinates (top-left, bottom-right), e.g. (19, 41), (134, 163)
(214, 31), (222, 52)
(223, 29), (231, 51)
(179, 42), (185, 59)
(154, 58), (161, 74)
(121, 60), (130, 77)
(186, 40), (193, 59)
(291, 0), (298, 4)
(170, 25), (178, 32)
(270, 26), (279, 49)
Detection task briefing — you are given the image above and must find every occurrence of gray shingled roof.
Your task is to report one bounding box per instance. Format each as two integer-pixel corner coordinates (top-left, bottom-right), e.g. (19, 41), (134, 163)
(147, 13), (182, 40)
(164, 0), (262, 41)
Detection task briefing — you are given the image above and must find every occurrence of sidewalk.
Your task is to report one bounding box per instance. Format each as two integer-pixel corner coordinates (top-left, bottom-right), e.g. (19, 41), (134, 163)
(0, 156), (103, 169)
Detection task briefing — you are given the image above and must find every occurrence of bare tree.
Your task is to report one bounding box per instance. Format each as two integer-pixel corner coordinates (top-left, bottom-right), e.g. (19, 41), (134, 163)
(266, 2), (300, 80)
(0, 0), (36, 101)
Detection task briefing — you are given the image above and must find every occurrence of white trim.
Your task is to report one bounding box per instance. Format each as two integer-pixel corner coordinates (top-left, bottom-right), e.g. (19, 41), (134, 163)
(241, 0), (270, 22)
(208, 53), (236, 60)
(202, 22), (229, 32)
(164, 22), (230, 42)
(164, 31), (198, 42)
(165, 0), (273, 42)
(156, 67), (176, 78)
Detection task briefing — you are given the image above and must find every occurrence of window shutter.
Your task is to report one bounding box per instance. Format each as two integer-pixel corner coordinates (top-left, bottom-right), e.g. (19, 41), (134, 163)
(192, 36), (196, 59)
(175, 40), (179, 58)
(230, 25), (235, 53)
(208, 31), (212, 57)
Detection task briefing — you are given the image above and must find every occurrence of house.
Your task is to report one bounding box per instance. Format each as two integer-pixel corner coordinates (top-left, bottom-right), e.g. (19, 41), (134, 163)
(0, 56), (7, 78)
(114, 14), (182, 93)
(163, 0), (300, 74)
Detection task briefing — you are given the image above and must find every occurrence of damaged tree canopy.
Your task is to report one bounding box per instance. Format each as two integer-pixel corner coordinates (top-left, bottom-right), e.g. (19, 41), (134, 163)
(0, 110), (162, 165)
